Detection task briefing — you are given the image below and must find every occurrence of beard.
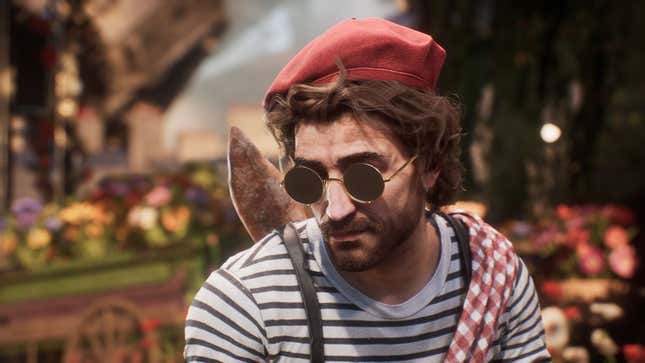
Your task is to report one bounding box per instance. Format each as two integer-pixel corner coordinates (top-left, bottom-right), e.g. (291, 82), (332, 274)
(319, 203), (423, 272)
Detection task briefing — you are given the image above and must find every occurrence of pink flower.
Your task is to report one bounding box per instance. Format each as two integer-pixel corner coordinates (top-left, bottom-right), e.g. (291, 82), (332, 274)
(534, 228), (558, 249)
(145, 186), (171, 207)
(577, 245), (606, 276)
(609, 245), (637, 279)
(556, 204), (574, 220)
(604, 225), (629, 249)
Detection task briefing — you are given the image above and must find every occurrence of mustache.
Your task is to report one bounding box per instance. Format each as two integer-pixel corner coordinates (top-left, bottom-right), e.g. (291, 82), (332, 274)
(320, 215), (384, 237)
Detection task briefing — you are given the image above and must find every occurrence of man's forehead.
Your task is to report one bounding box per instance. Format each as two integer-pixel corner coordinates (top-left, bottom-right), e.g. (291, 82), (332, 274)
(294, 115), (404, 161)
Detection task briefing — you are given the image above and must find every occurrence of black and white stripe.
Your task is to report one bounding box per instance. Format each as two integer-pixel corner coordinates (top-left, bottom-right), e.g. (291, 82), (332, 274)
(185, 216), (549, 362)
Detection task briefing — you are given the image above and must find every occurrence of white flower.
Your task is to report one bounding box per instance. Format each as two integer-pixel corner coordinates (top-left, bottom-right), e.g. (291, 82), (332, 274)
(137, 207), (158, 230)
(591, 329), (618, 356)
(541, 306), (569, 352)
(128, 206), (159, 230)
(562, 346), (589, 363)
(590, 303), (624, 321)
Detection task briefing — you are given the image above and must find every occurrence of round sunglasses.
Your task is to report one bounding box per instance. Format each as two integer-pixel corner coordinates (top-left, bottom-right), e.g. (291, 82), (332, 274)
(281, 155), (418, 205)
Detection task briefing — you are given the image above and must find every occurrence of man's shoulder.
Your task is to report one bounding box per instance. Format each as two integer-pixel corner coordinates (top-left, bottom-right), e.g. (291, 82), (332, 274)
(218, 218), (314, 279)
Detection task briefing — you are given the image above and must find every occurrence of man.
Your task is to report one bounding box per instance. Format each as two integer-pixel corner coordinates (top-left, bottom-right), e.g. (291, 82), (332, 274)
(185, 18), (550, 362)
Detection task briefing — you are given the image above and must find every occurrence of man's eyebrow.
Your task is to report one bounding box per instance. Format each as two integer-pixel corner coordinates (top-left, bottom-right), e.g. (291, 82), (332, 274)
(294, 152), (386, 171)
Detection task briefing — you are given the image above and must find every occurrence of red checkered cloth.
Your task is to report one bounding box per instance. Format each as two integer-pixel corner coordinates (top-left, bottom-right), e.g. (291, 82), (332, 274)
(445, 211), (519, 362)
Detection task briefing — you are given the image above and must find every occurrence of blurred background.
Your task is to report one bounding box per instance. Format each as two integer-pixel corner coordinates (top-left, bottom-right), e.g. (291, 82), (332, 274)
(0, 0), (644, 362)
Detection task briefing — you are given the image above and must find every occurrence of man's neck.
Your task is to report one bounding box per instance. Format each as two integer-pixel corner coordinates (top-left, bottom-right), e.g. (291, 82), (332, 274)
(337, 214), (441, 305)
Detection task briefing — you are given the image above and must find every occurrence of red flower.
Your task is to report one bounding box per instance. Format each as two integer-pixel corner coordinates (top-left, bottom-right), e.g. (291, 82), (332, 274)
(140, 318), (160, 332)
(563, 306), (582, 321)
(540, 281), (563, 301)
(624, 344), (645, 363)
(602, 205), (636, 225)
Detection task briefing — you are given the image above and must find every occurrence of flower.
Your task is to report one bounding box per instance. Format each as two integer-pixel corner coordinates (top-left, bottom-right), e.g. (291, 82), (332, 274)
(185, 187), (210, 207)
(11, 197), (43, 230)
(27, 228), (52, 250)
(45, 216), (63, 232)
(556, 204), (574, 220)
(589, 303), (623, 321)
(566, 227), (590, 248)
(59, 202), (104, 225)
(604, 225), (629, 249)
(542, 307), (569, 353)
(602, 205), (636, 225)
(105, 180), (129, 197)
(63, 226), (79, 241)
(562, 347), (590, 363)
(563, 306), (582, 321)
(140, 318), (161, 333)
(591, 329), (618, 356)
(624, 344), (645, 363)
(0, 232), (18, 256)
(137, 207), (158, 230)
(145, 186), (171, 207)
(128, 206), (158, 230)
(85, 223), (105, 238)
(609, 244), (637, 278)
(577, 244), (606, 276)
(161, 206), (190, 233)
(534, 228), (559, 250)
(540, 281), (563, 301)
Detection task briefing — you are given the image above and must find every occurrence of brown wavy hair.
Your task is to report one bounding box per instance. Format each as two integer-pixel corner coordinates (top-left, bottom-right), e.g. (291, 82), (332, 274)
(265, 70), (463, 209)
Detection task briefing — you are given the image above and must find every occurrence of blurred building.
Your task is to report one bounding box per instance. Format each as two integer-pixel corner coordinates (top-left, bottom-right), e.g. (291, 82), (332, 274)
(3, 0), (228, 207)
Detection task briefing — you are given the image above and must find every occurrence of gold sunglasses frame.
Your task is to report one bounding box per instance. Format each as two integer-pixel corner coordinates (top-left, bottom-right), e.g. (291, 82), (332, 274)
(281, 155), (418, 205)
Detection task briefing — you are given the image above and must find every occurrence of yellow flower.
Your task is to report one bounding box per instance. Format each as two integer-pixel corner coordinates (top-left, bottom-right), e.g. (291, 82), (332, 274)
(59, 202), (105, 225)
(86, 223), (104, 238)
(27, 228), (51, 250)
(0, 232), (18, 256)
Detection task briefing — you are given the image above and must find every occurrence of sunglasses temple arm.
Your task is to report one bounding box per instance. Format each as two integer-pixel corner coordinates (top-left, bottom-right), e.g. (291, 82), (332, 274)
(383, 155), (418, 182)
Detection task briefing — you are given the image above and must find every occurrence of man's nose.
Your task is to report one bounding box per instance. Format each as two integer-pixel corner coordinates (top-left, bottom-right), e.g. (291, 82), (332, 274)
(325, 180), (356, 221)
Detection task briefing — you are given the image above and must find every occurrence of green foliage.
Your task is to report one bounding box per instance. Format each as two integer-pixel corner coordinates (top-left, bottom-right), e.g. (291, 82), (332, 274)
(411, 0), (645, 219)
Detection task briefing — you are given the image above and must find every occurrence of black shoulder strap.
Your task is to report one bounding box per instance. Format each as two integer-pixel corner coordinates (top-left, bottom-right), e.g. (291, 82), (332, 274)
(280, 223), (325, 362)
(439, 212), (472, 284)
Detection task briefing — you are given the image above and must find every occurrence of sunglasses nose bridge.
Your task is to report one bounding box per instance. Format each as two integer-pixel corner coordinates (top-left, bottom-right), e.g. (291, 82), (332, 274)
(323, 177), (357, 220)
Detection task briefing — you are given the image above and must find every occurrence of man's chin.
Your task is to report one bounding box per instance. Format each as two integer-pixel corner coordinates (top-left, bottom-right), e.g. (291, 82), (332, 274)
(328, 246), (379, 272)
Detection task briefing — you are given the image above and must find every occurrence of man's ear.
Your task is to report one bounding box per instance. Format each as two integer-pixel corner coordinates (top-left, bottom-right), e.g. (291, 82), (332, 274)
(422, 169), (440, 191)
(416, 156), (439, 191)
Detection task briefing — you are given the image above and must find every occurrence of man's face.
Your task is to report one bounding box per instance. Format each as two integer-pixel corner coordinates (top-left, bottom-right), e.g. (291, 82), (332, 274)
(294, 113), (431, 272)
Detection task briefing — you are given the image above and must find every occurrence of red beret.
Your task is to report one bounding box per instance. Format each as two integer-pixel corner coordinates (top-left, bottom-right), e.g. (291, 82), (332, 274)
(264, 17), (446, 109)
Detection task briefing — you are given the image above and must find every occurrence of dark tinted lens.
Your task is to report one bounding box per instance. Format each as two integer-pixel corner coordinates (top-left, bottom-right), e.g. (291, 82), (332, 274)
(283, 167), (323, 204)
(343, 163), (384, 202)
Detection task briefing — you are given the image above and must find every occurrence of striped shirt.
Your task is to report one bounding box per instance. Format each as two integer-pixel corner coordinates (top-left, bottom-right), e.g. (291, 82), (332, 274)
(185, 214), (550, 362)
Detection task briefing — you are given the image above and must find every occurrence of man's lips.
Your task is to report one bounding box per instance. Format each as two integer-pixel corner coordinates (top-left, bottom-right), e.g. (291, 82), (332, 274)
(329, 230), (366, 241)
